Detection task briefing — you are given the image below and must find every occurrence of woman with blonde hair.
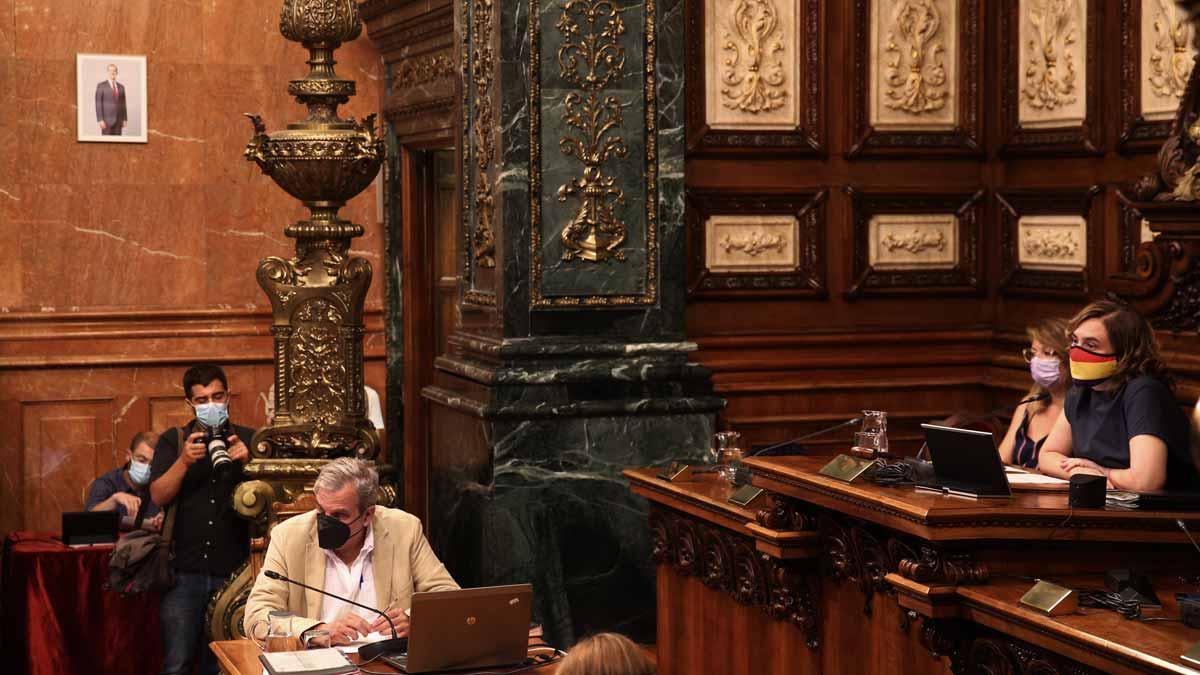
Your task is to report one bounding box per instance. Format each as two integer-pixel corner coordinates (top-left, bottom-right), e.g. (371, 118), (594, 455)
(997, 317), (1072, 468)
(1038, 299), (1196, 490)
(558, 633), (655, 675)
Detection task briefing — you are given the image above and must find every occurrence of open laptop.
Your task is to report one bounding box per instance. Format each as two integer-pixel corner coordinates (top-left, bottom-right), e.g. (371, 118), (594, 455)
(917, 424), (1012, 499)
(61, 510), (120, 547)
(381, 584), (533, 673)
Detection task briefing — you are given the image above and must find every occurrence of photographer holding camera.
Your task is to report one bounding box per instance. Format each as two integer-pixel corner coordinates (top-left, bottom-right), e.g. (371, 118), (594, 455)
(150, 364), (257, 675)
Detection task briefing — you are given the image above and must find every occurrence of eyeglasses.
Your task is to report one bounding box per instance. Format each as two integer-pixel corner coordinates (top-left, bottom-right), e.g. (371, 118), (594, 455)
(1021, 348), (1057, 363)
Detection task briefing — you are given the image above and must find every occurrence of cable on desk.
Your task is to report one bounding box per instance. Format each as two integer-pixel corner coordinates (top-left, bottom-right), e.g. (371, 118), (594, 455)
(868, 460), (913, 487)
(1045, 507), (1074, 541)
(1077, 588), (1144, 620)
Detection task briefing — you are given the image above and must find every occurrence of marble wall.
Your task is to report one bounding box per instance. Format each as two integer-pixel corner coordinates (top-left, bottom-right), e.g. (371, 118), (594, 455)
(0, 0), (389, 534)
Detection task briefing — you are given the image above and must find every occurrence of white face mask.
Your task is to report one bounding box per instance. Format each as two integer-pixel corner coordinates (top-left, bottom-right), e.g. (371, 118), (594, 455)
(129, 460), (152, 485)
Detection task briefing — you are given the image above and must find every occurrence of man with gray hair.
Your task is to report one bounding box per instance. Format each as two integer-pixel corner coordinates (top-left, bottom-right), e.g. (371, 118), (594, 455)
(245, 458), (459, 645)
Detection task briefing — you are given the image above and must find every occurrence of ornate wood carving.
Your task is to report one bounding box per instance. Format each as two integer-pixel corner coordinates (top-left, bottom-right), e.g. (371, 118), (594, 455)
(1108, 202), (1200, 333)
(916, 619), (1107, 675)
(686, 0), (824, 154)
(997, 187), (1100, 298)
(1000, 0), (1102, 156)
(755, 495), (819, 530)
(849, 0), (983, 157)
(1120, 0), (1199, 152)
(393, 51), (456, 89)
(895, 544), (989, 584)
(844, 190), (984, 300)
(686, 189), (827, 299)
(649, 505), (820, 647)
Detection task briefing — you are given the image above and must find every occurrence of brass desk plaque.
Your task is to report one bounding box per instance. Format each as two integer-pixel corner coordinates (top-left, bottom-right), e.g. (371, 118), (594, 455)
(727, 485), (764, 507)
(1019, 580), (1078, 616)
(818, 454), (877, 483)
(657, 462), (693, 482)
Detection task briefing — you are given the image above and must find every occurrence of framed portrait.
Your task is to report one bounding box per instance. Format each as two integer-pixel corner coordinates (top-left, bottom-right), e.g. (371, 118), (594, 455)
(76, 53), (147, 143)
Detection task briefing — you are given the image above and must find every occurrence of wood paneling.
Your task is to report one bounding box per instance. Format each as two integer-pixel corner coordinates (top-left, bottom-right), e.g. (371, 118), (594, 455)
(686, 0), (1200, 445)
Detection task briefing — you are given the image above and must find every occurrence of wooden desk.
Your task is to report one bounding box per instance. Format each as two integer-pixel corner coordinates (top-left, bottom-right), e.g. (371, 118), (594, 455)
(627, 458), (1200, 675)
(210, 640), (561, 674)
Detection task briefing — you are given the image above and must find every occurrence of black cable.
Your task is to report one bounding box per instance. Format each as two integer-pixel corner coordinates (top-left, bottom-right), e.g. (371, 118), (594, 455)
(868, 460), (912, 487)
(1046, 508), (1074, 541)
(1077, 588), (1144, 620)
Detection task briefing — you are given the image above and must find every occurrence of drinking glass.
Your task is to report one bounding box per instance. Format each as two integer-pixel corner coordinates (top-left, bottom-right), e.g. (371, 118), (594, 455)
(265, 610), (299, 653)
(302, 628), (332, 649)
(857, 411), (890, 457)
(713, 431), (744, 484)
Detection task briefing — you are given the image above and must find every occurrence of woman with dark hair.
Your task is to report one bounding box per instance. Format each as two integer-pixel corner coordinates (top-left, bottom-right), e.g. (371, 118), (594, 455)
(1038, 300), (1196, 491)
(997, 317), (1071, 469)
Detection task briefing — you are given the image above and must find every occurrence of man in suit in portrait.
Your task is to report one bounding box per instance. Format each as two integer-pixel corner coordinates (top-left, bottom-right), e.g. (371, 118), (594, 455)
(95, 63), (127, 135)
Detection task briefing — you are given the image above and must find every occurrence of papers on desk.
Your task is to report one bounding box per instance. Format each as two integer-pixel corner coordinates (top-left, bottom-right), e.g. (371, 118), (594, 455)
(259, 648), (355, 675)
(334, 631), (388, 655)
(1005, 472), (1070, 492)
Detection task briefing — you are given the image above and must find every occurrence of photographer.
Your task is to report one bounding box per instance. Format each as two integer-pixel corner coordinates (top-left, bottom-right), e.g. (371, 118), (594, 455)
(149, 364), (256, 675)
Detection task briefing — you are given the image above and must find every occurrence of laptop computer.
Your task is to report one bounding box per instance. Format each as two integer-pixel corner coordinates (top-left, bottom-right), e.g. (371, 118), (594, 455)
(381, 584), (533, 674)
(917, 424), (1012, 499)
(61, 510), (120, 546)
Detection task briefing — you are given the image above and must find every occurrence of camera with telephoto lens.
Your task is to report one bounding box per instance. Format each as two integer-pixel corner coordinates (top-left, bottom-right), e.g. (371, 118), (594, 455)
(203, 422), (233, 469)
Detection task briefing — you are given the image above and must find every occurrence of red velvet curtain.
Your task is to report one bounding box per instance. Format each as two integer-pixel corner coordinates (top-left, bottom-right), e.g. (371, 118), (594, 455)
(3, 532), (163, 675)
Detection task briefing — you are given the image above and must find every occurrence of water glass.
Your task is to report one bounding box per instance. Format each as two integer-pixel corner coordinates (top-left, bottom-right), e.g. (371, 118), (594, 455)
(302, 628), (332, 649)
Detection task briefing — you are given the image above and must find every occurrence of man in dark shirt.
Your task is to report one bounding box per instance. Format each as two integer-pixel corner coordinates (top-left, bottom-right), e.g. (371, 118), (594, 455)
(150, 364), (256, 675)
(86, 430), (162, 530)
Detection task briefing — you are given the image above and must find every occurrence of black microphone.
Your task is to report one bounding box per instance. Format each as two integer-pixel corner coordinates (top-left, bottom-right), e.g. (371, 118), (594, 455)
(750, 416), (865, 457)
(263, 569), (407, 661)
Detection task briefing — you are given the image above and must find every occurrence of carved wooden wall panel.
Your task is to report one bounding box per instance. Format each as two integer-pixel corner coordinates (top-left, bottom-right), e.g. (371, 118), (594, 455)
(850, 0), (982, 156)
(1000, 0), (1101, 155)
(685, 0), (1199, 451)
(689, 0), (823, 153)
(687, 189), (827, 298)
(998, 187), (1100, 298)
(845, 190), (984, 299)
(1121, 0), (1198, 151)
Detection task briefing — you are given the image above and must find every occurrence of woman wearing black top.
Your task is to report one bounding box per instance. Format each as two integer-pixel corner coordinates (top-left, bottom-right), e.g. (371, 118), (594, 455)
(1038, 300), (1195, 491)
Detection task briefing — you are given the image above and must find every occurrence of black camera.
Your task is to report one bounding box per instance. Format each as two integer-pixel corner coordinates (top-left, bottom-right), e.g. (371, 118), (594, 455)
(203, 422), (233, 469)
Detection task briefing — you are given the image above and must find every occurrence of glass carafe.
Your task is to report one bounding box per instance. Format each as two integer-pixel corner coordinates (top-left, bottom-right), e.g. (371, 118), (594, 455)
(852, 410), (889, 458)
(265, 610), (298, 653)
(714, 431), (745, 484)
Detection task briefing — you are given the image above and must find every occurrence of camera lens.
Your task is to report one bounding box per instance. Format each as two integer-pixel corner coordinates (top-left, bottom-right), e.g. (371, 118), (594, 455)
(207, 437), (231, 468)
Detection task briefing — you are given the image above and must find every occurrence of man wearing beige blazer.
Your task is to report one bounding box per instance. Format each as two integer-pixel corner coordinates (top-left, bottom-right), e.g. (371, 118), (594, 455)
(245, 458), (459, 645)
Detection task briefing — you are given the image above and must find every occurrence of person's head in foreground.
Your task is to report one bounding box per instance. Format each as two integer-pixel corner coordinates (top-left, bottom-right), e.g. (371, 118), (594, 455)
(558, 633), (655, 675)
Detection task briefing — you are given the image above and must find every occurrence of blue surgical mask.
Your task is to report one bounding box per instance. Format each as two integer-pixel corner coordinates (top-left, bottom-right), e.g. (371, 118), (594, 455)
(194, 401), (229, 429)
(129, 460), (152, 485)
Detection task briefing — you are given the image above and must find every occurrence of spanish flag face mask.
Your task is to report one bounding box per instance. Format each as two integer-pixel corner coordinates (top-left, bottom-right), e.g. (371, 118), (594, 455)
(1068, 345), (1118, 387)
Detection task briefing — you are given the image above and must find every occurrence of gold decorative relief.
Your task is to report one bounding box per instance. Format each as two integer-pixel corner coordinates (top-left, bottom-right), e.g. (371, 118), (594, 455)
(870, 0), (958, 130)
(471, 0), (497, 268)
(1018, 0), (1086, 128)
(868, 214), (958, 269)
(1017, 215), (1087, 270)
(705, 215), (800, 273)
(880, 228), (946, 254)
(394, 53), (456, 89)
(289, 299), (347, 427)
(1141, 0), (1196, 121)
(884, 0), (948, 114)
(555, 0), (630, 262)
(720, 0), (787, 113)
(706, 0), (801, 130)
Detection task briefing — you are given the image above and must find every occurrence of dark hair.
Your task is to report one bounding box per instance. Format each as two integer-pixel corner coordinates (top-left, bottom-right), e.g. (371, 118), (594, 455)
(128, 431), (157, 452)
(182, 364), (228, 399)
(1068, 299), (1173, 390)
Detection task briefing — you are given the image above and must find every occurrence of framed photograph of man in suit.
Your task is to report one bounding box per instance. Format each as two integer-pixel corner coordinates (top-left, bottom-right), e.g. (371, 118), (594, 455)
(76, 53), (147, 143)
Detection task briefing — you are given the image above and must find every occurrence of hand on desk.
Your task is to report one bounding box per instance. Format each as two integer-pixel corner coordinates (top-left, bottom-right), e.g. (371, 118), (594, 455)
(368, 607), (410, 637)
(326, 612), (373, 646)
(1061, 457), (1107, 476)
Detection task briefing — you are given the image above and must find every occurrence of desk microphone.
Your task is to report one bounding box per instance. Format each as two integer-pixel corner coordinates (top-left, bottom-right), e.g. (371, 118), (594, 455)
(750, 416), (864, 457)
(263, 569), (406, 661)
(915, 393), (1050, 461)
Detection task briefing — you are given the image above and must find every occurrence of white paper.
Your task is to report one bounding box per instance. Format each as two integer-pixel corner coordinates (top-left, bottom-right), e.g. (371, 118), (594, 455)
(1004, 465), (1030, 474)
(334, 631), (388, 655)
(260, 648), (351, 673)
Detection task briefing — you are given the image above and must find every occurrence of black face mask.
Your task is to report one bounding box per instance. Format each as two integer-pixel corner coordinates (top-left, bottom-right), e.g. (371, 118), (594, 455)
(317, 512), (365, 550)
